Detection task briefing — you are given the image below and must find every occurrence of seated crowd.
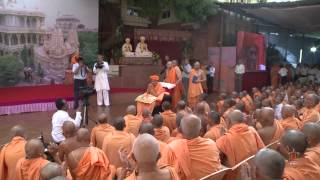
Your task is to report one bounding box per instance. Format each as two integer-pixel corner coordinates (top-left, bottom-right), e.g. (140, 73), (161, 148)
(1, 80), (320, 180)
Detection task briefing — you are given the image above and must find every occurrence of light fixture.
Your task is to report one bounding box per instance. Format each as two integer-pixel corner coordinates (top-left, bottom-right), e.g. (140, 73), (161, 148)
(299, 49), (303, 63)
(310, 47), (317, 53)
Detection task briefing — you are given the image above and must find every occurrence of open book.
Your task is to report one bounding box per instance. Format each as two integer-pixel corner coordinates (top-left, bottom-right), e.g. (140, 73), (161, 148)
(135, 94), (157, 104)
(160, 82), (176, 89)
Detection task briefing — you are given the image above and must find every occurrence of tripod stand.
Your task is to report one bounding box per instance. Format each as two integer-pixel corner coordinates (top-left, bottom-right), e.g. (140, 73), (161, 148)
(81, 96), (90, 127)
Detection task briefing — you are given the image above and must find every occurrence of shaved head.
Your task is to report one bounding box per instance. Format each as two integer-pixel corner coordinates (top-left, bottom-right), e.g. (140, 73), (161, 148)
(76, 128), (90, 144)
(62, 121), (76, 138)
(152, 114), (163, 128)
(177, 100), (187, 111)
(25, 139), (44, 159)
(180, 114), (201, 139)
(142, 109), (151, 118)
(259, 107), (275, 127)
(40, 162), (63, 180)
(126, 105), (137, 115)
(139, 123), (155, 136)
(228, 110), (244, 126)
(11, 125), (26, 138)
(302, 122), (320, 147)
(195, 102), (206, 114)
(280, 130), (308, 155)
(51, 176), (67, 180)
(97, 113), (108, 124)
(281, 105), (296, 119)
(133, 134), (160, 164)
(255, 149), (285, 180)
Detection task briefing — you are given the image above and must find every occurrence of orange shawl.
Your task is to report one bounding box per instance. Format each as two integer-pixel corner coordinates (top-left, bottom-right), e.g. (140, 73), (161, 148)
(284, 156), (320, 180)
(0, 137), (26, 180)
(125, 165), (179, 180)
(280, 117), (303, 131)
(301, 108), (320, 124)
(90, 124), (115, 148)
(161, 110), (177, 132)
(165, 67), (182, 109)
(124, 114), (142, 136)
(16, 157), (49, 180)
(204, 124), (226, 141)
(154, 126), (170, 143)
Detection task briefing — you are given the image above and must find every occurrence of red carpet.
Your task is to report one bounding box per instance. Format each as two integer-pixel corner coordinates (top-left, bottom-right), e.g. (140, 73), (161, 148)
(0, 84), (144, 106)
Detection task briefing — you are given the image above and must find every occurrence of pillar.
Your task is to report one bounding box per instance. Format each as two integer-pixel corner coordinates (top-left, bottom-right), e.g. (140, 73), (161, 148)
(8, 34), (11, 46)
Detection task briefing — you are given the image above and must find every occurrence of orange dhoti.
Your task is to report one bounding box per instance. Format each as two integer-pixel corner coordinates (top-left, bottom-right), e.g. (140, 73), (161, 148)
(188, 69), (203, 109)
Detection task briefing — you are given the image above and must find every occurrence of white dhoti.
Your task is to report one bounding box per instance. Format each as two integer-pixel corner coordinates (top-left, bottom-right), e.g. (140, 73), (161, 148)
(93, 61), (110, 106)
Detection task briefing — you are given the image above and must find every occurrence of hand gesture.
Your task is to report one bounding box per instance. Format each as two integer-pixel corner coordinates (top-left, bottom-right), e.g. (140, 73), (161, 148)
(47, 142), (59, 156)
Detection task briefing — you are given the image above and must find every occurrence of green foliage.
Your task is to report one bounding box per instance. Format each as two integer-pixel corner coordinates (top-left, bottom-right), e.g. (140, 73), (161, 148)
(20, 45), (28, 66)
(0, 55), (23, 86)
(173, 0), (219, 23)
(78, 32), (98, 68)
(181, 39), (193, 58)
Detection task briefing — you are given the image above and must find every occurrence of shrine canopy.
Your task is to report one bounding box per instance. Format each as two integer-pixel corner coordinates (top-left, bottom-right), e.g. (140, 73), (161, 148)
(219, 0), (320, 33)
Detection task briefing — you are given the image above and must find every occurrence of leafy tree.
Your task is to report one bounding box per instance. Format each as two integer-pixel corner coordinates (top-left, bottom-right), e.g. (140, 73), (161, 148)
(78, 32), (98, 68)
(0, 55), (23, 86)
(20, 45), (28, 66)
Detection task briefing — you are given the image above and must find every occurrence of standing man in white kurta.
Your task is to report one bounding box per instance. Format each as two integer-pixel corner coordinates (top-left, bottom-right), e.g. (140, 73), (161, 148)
(93, 55), (110, 106)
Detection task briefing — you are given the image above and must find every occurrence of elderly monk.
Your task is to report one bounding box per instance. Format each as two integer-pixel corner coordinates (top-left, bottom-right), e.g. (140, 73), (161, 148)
(0, 125), (27, 180)
(302, 123), (320, 166)
(176, 100), (192, 115)
(301, 93), (320, 124)
(40, 162), (63, 180)
(188, 61), (206, 109)
(16, 139), (49, 180)
(254, 148), (285, 180)
(139, 123), (171, 167)
(124, 105), (142, 136)
(102, 117), (135, 168)
(279, 130), (320, 180)
(281, 105), (303, 130)
(204, 111), (227, 141)
(90, 113), (115, 148)
(257, 107), (284, 147)
(141, 109), (153, 123)
(164, 61), (182, 109)
(67, 128), (115, 180)
(168, 114), (221, 179)
(152, 114), (170, 143)
(136, 75), (168, 115)
(161, 101), (177, 132)
(122, 134), (179, 180)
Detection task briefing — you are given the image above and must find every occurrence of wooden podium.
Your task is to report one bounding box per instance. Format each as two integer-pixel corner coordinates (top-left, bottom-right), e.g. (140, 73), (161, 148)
(120, 57), (154, 65)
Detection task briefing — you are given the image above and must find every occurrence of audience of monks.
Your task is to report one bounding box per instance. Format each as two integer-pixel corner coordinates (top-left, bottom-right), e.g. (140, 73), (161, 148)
(1, 79), (320, 180)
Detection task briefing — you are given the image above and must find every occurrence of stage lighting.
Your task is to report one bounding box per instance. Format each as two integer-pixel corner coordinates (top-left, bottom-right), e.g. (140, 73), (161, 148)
(310, 47), (317, 53)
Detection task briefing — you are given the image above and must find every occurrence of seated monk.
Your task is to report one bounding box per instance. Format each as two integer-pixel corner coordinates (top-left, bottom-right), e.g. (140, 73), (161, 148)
(120, 134), (179, 180)
(152, 114), (170, 143)
(136, 75), (168, 116)
(188, 61), (206, 109)
(254, 148), (286, 180)
(40, 162), (63, 180)
(279, 130), (320, 180)
(124, 105), (142, 136)
(167, 113), (184, 144)
(216, 110), (264, 179)
(67, 128), (115, 180)
(194, 102), (209, 136)
(204, 111), (227, 141)
(217, 93), (227, 114)
(0, 125), (27, 180)
(199, 93), (211, 114)
(90, 113), (115, 148)
(239, 91), (254, 114)
(176, 100), (192, 116)
(257, 107), (284, 148)
(168, 114), (221, 179)
(102, 117), (135, 168)
(139, 123), (172, 167)
(141, 109), (153, 123)
(16, 139), (50, 180)
(281, 105), (303, 130)
(160, 101), (176, 132)
(301, 93), (320, 124)
(252, 87), (262, 99)
(302, 123), (320, 166)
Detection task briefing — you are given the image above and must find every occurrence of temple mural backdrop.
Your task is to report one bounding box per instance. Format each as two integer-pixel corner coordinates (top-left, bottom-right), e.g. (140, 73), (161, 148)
(0, 0), (98, 87)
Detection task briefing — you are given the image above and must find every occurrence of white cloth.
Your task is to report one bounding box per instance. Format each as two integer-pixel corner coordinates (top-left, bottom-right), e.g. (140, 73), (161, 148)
(274, 103), (283, 120)
(182, 64), (192, 78)
(72, 63), (87, 80)
(97, 89), (110, 106)
(278, 68), (288, 77)
(207, 66), (215, 77)
(51, 110), (82, 143)
(235, 64), (245, 74)
(93, 61), (110, 91)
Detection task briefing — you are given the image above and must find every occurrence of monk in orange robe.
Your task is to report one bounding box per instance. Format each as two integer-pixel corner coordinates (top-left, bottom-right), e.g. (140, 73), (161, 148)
(216, 110), (264, 179)
(160, 101), (176, 132)
(168, 114), (221, 179)
(102, 118), (135, 168)
(15, 139), (49, 180)
(140, 109), (153, 123)
(217, 93), (227, 114)
(152, 114), (170, 143)
(270, 64), (280, 88)
(176, 100), (192, 116)
(164, 61), (182, 109)
(239, 91), (254, 114)
(281, 105), (303, 130)
(301, 94), (320, 124)
(257, 107), (284, 148)
(67, 128), (115, 180)
(252, 87), (262, 99)
(124, 105), (142, 136)
(302, 123), (320, 166)
(90, 113), (115, 148)
(188, 61), (206, 109)
(40, 162), (64, 180)
(254, 149), (286, 180)
(204, 111), (227, 141)
(118, 134), (179, 180)
(136, 75), (168, 116)
(0, 125), (27, 180)
(279, 130), (320, 180)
